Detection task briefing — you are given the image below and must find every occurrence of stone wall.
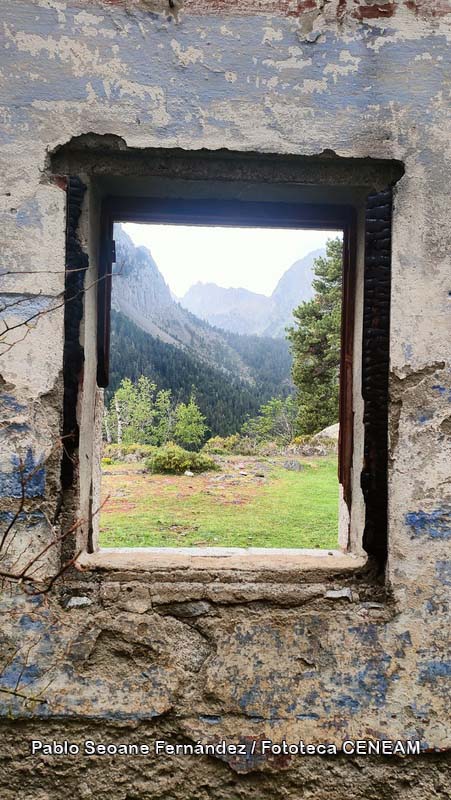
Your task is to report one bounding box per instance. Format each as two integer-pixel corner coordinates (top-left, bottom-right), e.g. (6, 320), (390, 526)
(0, 1), (450, 797)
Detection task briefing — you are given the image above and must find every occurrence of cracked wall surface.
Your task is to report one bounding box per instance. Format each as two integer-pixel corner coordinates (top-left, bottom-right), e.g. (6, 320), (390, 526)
(0, 0), (450, 796)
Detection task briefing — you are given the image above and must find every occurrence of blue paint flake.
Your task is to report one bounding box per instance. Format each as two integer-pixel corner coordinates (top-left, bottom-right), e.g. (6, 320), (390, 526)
(0, 294), (54, 322)
(295, 712), (319, 720)
(435, 560), (451, 586)
(1, 657), (43, 690)
(0, 394), (26, 413)
(405, 508), (451, 540)
(15, 198), (42, 230)
(19, 615), (45, 632)
(431, 385), (451, 402)
(418, 661), (451, 683)
(0, 510), (45, 527)
(418, 410), (434, 424)
(0, 449), (45, 498)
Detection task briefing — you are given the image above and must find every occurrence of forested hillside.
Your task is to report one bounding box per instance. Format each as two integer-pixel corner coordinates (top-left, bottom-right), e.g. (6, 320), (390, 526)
(108, 311), (292, 436)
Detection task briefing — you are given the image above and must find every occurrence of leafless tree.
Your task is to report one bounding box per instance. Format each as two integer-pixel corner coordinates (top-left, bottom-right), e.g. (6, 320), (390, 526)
(0, 259), (117, 707)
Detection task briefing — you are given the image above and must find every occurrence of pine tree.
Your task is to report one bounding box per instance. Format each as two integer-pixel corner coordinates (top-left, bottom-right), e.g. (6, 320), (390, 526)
(287, 237), (342, 435)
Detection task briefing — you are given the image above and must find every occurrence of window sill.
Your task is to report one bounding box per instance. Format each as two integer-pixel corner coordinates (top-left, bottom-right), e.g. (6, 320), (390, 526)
(78, 547), (365, 575)
(75, 549), (373, 605)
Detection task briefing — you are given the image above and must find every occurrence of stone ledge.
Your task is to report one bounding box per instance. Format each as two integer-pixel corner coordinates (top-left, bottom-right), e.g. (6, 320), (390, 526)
(78, 547), (366, 580)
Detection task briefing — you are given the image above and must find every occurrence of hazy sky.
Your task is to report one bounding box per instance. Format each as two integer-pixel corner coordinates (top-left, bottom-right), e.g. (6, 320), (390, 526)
(123, 223), (341, 298)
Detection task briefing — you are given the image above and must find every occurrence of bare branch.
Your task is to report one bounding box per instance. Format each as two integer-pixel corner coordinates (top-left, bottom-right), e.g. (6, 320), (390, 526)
(0, 687), (48, 704)
(0, 267), (119, 355)
(0, 293), (43, 313)
(0, 266), (91, 277)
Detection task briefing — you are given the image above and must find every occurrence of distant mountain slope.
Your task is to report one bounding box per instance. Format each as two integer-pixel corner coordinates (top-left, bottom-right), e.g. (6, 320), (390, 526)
(264, 249), (321, 337)
(108, 311), (292, 436)
(180, 248), (324, 337)
(181, 283), (272, 336)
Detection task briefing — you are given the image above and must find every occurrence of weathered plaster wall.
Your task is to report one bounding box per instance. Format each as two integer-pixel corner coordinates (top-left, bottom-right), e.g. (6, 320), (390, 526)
(0, 0), (450, 796)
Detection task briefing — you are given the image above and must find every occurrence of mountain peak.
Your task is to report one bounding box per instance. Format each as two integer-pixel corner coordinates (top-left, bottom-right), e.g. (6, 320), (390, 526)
(180, 248), (324, 338)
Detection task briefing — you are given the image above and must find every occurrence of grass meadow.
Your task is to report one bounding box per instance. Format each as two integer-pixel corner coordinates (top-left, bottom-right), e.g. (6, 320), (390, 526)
(99, 454), (339, 549)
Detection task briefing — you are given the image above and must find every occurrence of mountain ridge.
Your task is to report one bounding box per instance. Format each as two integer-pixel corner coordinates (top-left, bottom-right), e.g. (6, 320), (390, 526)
(180, 248), (324, 337)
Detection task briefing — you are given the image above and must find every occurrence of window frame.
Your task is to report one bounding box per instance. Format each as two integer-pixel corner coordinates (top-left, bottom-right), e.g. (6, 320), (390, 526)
(96, 196), (357, 535)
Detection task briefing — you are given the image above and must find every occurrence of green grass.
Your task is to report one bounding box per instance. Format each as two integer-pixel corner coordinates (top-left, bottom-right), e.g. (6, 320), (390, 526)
(99, 454), (339, 549)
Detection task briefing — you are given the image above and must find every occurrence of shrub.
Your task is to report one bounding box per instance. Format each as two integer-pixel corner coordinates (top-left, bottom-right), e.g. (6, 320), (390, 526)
(255, 440), (279, 456)
(101, 457), (113, 466)
(103, 443), (157, 461)
(203, 434), (240, 455)
(291, 435), (313, 446)
(311, 435), (337, 453)
(232, 436), (258, 456)
(145, 444), (218, 474)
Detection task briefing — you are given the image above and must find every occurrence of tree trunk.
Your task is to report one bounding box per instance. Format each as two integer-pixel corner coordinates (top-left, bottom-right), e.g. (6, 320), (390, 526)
(103, 407), (112, 444)
(115, 397), (123, 445)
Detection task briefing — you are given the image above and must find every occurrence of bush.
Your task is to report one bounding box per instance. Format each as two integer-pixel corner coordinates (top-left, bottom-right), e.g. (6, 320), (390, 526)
(255, 440), (279, 456)
(145, 444), (218, 474)
(103, 443), (157, 461)
(291, 435), (313, 446)
(311, 435), (337, 453)
(232, 436), (258, 456)
(203, 434), (241, 455)
(101, 457), (113, 466)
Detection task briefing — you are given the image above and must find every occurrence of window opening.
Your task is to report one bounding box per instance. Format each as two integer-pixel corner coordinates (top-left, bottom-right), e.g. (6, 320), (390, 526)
(97, 206), (350, 551)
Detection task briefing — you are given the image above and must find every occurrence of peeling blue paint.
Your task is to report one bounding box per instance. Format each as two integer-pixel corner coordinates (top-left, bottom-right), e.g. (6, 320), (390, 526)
(348, 624), (379, 644)
(1, 4), (450, 149)
(0, 510), (45, 526)
(0, 394), (26, 413)
(332, 655), (393, 714)
(405, 508), (451, 540)
(0, 0), (450, 748)
(15, 198), (42, 229)
(335, 695), (361, 712)
(295, 712), (319, 720)
(0, 449), (45, 498)
(395, 630), (413, 658)
(0, 423), (30, 437)
(418, 410), (434, 424)
(19, 615), (46, 632)
(435, 560), (451, 586)
(0, 294), (55, 321)
(432, 385), (451, 402)
(408, 701), (432, 720)
(1, 657), (42, 690)
(418, 661), (451, 683)
(238, 687), (261, 713)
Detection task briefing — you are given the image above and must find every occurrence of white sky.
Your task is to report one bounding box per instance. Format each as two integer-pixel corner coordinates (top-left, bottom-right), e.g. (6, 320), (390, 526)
(123, 223), (342, 298)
